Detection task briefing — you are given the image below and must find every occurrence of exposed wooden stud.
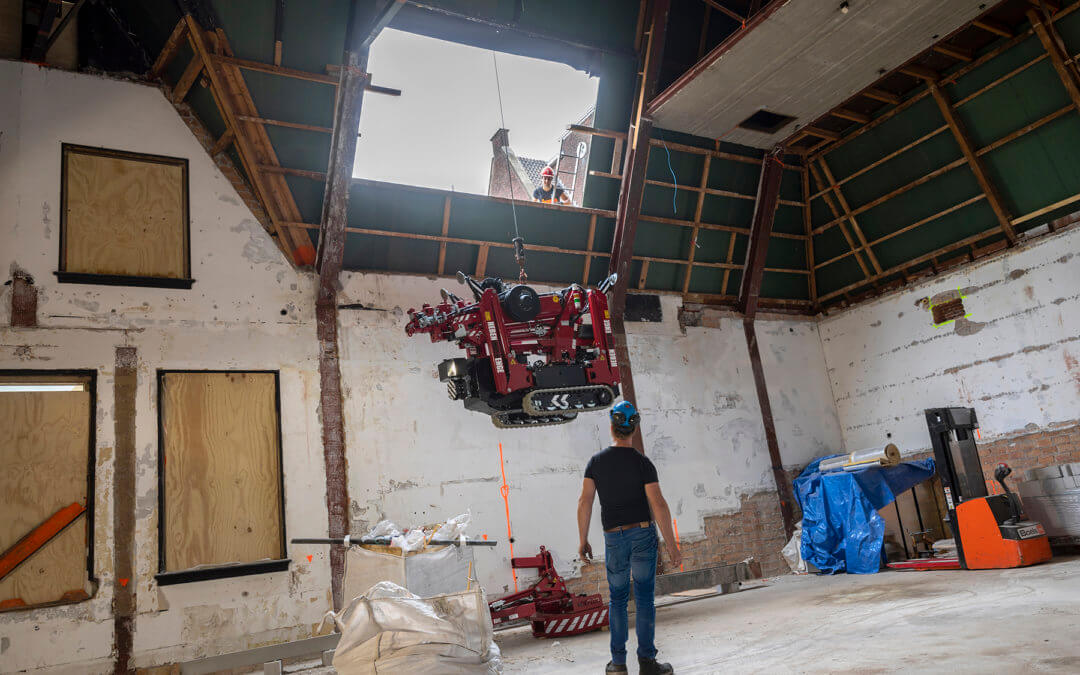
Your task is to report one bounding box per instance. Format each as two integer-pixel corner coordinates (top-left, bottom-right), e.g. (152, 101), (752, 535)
(212, 54), (341, 85)
(436, 195), (452, 275)
(1028, 10), (1080, 115)
(976, 104), (1072, 156)
(638, 261), (650, 289)
(27, 0), (63, 62)
(933, 43), (975, 62)
(929, 81), (1017, 244)
(809, 163), (873, 281)
(815, 195), (986, 269)
(809, 126), (948, 200)
(720, 222), (738, 295)
(209, 129), (234, 157)
(701, 0), (743, 24)
(863, 88), (902, 105)
(273, 0), (285, 66)
(698, 4), (711, 60)
(1011, 191), (1080, 226)
(830, 108), (871, 124)
(582, 214), (597, 284)
(150, 18), (190, 78)
(816, 158), (882, 274)
(683, 154), (711, 294)
(475, 244), (490, 277)
(899, 63), (938, 81)
(813, 158), (967, 234)
(973, 17), (1014, 38)
(802, 126), (842, 141)
(171, 55), (205, 104)
(801, 165), (817, 308)
(640, 213), (806, 240)
(237, 114), (334, 134)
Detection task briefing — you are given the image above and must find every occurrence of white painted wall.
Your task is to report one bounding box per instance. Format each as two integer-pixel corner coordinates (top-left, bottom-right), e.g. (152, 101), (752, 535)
(336, 278), (843, 594)
(0, 61), (845, 672)
(819, 225), (1080, 455)
(0, 62), (328, 674)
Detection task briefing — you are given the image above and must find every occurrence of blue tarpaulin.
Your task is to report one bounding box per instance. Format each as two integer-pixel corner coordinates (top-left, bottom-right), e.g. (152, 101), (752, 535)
(794, 457), (936, 574)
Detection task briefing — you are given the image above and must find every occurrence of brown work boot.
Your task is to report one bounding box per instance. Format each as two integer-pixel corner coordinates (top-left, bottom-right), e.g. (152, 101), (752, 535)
(638, 657), (674, 674)
(605, 662), (628, 673)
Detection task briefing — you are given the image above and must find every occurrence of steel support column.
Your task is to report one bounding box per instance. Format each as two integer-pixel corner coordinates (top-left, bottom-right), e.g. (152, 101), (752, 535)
(743, 320), (797, 539)
(737, 145), (785, 317)
(608, 0), (670, 452)
(316, 0), (376, 612)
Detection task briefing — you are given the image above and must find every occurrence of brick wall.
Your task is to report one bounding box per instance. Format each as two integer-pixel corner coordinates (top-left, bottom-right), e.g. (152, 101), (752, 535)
(910, 420), (1080, 495)
(565, 490), (789, 602)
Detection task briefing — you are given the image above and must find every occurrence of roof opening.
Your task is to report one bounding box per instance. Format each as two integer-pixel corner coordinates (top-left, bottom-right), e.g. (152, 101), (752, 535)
(738, 109), (797, 134)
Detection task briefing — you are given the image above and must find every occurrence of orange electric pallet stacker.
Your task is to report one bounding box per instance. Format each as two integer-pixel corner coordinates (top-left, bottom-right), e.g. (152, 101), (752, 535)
(889, 407), (1051, 571)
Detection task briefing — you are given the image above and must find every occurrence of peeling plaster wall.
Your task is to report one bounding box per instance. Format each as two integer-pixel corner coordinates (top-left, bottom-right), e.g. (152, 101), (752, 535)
(819, 225), (1080, 455)
(0, 63), (328, 673)
(336, 277), (842, 593)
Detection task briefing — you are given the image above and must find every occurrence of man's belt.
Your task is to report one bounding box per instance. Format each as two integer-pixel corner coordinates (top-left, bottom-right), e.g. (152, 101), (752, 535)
(604, 520), (652, 533)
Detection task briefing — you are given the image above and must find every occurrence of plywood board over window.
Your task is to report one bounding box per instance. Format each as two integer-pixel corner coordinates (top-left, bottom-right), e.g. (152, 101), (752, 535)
(58, 144), (193, 289)
(157, 371), (288, 584)
(0, 372), (95, 610)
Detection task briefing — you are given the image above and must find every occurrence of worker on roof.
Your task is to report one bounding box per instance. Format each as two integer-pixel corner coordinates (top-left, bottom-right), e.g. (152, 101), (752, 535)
(533, 165), (571, 204)
(577, 401), (679, 675)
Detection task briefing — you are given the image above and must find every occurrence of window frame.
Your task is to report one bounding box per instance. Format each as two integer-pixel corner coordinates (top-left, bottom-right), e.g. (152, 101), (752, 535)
(56, 143), (194, 290)
(0, 369), (98, 608)
(155, 370), (289, 585)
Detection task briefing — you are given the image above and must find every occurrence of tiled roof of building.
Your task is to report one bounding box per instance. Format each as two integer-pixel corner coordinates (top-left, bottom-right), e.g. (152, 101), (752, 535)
(519, 156), (549, 191)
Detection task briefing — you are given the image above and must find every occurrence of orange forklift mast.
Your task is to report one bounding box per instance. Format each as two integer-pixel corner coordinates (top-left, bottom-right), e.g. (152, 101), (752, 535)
(925, 407), (1051, 570)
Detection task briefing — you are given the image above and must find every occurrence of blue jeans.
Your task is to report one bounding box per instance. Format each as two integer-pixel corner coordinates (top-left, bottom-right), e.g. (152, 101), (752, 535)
(603, 524), (658, 665)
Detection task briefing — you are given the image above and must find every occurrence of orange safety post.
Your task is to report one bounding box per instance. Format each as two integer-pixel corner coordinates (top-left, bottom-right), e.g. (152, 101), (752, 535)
(498, 442), (518, 592)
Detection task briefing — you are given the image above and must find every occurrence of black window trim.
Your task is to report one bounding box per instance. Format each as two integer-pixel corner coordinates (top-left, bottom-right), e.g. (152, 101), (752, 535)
(0, 369), (98, 607)
(57, 143), (194, 290)
(155, 369), (289, 585)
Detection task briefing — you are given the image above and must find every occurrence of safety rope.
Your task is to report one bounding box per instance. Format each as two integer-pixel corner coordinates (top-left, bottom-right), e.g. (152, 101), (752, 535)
(498, 442), (518, 592)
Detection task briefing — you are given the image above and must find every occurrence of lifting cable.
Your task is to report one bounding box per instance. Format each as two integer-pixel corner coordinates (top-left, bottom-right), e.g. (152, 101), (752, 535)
(492, 52), (528, 283)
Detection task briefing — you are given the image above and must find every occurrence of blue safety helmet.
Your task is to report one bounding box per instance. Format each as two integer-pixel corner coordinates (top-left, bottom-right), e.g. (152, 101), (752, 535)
(609, 401), (640, 431)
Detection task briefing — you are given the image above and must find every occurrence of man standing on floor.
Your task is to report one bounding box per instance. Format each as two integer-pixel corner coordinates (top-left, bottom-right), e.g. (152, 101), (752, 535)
(577, 401), (680, 674)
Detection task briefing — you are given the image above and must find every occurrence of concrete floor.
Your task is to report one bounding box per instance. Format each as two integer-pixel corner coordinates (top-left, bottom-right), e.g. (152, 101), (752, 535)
(495, 556), (1080, 674)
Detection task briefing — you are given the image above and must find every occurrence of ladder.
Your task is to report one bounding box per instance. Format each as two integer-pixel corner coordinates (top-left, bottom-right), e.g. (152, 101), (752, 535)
(552, 141), (585, 204)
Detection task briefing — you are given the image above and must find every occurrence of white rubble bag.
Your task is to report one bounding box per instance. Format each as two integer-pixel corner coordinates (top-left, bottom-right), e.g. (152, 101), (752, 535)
(782, 521), (808, 574)
(331, 581), (502, 674)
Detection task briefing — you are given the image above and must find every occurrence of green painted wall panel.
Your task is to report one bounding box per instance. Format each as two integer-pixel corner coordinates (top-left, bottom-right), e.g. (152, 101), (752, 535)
(345, 234), (439, 274)
(687, 266), (725, 296)
(812, 226), (851, 263)
(873, 199), (996, 269)
(815, 255), (865, 298)
(856, 168), (983, 242)
(825, 96), (947, 180)
(955, 61), (1068, 148)
(633, 221), (691, 260)
(761, 272), (809, 301)
(692, 229), (733, 264)
(773, 203), (805, 236)
(982, 114), (1080, 218)
(443, 243), (478, 277)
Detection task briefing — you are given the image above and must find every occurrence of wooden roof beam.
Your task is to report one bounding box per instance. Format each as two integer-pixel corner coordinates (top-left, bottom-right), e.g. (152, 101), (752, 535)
(700, 0), (744, 23)
(933, 43), (975, 62)
(972, 17), (1013, 39)
(1028, 10), (1080, 115)
(802, 126), (842, 141)
(899, 63), (939, 81)
(830, 108), (871, 124)
(863, 88), (902, 105)
(929, 81), (1017, 245)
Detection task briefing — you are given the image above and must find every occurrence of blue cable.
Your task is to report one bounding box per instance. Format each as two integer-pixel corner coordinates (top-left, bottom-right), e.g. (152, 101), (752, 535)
(660, 134), (678, 215)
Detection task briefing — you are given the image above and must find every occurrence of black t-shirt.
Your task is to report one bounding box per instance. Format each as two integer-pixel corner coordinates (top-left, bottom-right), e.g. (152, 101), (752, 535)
(584, 446), (659, 530)
(533, 186), (565, 203)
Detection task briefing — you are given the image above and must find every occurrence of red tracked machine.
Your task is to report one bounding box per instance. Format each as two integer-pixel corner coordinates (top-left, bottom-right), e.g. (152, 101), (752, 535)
(405, 267), (622, 429)
(488, 547), (609, 638)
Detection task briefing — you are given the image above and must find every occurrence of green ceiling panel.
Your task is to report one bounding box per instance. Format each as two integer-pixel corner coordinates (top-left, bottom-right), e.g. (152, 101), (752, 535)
(633, 220), (691, 260)
(691, 229), (733, 265)
(772, 203), (806, 236)
(724, 268), (742, 296)
(442, 243), (478, 277)
(586, 255), (612, 286)
(700, 193), (754, 228)
(856, 168), (983, 242)
(825, 96), (947, 179)
(707, 158), (762, 196)
(345, 234), (439, 274)
(956, 62), (1068, 148)
(348, 183), (447, 237)
(837, 132), (962, 210)
(644, 261), (682, 292)
(982, 114), (1080, 218)
(485, 247), (583, 286)
(761, 272), (809, 301)
(764, 237), (805, 271)
(944, 35), (1043, 102)
(815, 255), (866, 298)
(812, 226), (852, 263)
(874, 199), (996, 269)
(641, 183), (697, 221)
(687, 266), (725, 296)
(286, 176), (326, 224)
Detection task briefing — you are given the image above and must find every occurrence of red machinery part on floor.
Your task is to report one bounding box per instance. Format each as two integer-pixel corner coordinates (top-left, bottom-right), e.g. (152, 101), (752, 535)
(488, 546), (609, 638)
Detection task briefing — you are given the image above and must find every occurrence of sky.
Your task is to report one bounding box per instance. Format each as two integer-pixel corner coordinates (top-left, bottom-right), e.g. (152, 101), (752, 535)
(353, 29), (600, 195)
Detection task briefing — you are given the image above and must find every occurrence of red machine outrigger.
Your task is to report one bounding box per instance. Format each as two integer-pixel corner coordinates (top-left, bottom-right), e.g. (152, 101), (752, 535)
(405, 269), (621, 428)
(488, 547), (609, 638)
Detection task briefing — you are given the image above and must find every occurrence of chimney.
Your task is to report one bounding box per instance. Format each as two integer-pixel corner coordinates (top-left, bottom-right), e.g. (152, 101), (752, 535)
(491, 128), (510, 155)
